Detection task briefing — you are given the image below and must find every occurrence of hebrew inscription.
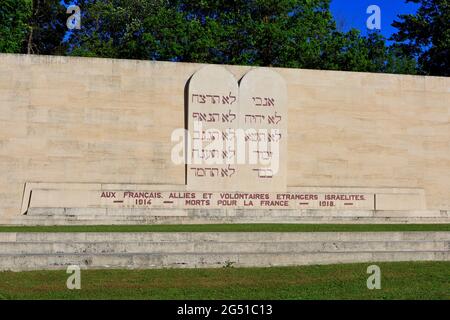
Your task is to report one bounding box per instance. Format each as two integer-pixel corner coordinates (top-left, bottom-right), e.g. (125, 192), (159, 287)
(238, 68), (288, 191)
(187, 65), (240, 191)
(186, 66), (288, 192)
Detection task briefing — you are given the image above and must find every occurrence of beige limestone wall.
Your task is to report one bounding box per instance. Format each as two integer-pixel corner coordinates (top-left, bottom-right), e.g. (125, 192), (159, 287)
(0, 53), (448, 219)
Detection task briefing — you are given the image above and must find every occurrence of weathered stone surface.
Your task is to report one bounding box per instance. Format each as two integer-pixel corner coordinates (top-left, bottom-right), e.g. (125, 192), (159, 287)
(0, 231), (448, 270)
(4, 213), (450, 225)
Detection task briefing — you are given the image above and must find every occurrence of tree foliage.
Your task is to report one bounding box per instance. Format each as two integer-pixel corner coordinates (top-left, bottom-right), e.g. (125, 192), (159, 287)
(392, 0), (449, 76)
(0, 0), (446, 76)
(24, 0), (68, 55)
(65, 0), (417, 74)
(0, 0), (32, 53)
(67, 0), (166, 58)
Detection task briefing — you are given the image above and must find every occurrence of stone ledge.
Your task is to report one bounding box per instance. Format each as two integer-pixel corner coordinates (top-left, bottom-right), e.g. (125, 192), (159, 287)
(20, 182), (427, 214)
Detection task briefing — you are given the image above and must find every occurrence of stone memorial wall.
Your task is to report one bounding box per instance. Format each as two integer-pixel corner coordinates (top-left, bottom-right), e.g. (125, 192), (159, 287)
(0, 54), (449, 222)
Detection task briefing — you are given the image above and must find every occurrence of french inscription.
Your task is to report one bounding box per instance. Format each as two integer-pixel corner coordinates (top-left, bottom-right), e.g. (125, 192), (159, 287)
(98, 190), (373, 210)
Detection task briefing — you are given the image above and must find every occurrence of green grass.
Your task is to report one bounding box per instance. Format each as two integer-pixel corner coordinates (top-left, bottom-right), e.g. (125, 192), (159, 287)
(0, 224), (449, 233)
(0, 262), (448, 300)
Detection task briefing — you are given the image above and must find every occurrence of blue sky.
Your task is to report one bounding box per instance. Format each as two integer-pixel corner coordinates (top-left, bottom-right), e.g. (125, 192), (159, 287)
(330, 0), (419, 40)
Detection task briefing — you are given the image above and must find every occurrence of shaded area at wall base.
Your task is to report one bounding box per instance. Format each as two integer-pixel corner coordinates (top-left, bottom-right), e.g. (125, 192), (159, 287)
(1, 208), (449, 226)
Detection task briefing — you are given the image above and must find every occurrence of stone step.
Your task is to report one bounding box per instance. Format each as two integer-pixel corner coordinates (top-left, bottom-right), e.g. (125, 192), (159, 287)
(1, 232), (450, 242)
(1, 232), (448, 271)
(0, 251), (448, 271)
(0, 240), (447, 255)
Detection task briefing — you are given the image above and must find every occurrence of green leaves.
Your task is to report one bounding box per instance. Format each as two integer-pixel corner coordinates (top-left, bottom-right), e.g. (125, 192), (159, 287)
(0, 0), (32, 53)
(2, 0), (443, 75)
(391, 0), (449, 76)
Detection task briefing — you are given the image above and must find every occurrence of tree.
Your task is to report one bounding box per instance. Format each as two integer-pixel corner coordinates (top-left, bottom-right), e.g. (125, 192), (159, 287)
(322, 30), (418, 74)
(67, 0), (167, 59)
(391, 0), (450, 76)
(66, 0), (416, 74)
(24, 0), (68, 55)
(162, 0), (341, 68)
(0, 0), (424, 76)
(384, 46), (418, 75)
(0, 0), (32, 53)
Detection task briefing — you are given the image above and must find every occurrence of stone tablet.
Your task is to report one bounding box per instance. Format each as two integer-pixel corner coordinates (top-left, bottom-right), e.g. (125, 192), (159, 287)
(187, 66), (288, 192)
(238, 68), (288, 192)
(187, 65), (240, 191)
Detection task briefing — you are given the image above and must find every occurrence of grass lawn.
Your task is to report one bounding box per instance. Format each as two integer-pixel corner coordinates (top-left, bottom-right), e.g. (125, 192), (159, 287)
(0, 224), (449, 233)
(0, 262), (448, 300)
